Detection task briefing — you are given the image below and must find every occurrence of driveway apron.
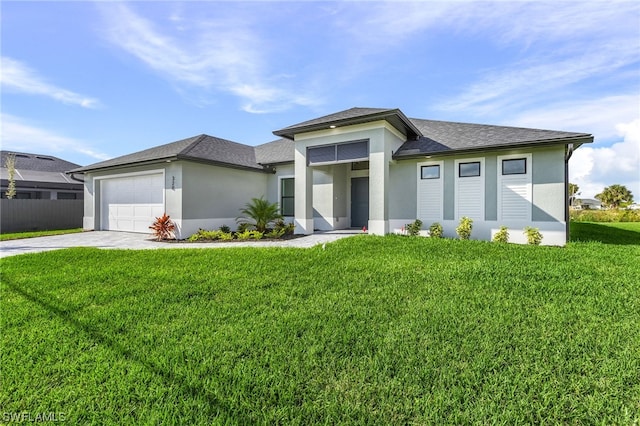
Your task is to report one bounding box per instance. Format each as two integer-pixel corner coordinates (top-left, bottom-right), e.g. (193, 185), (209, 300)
(0, 230), (361, 258)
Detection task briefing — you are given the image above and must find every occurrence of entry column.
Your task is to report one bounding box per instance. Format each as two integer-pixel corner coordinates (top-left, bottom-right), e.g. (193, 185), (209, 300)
(368, 134), (389, 235)
(294, 142), (314, 234)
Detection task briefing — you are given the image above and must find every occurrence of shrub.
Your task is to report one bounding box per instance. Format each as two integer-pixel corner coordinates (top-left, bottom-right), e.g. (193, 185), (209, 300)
(188, 229), (223, 241)
(236, 222), (250, 233)
(524, 226), (543, 245)
(236, 230), (263, 240)
(492, 226), (510, 243)
(237, 197), (282, 233)
(265, 228), (286, 239)
(406, 219), (423, 236)
(149, 213), (176, 241)
(219, 225), (231, 233)
(429, 222), (443, 238)
(456, 217), (473, 240)
(273, 218), (295, 235)
(218, 232), (234, 241)
(570, 209), (640, 222)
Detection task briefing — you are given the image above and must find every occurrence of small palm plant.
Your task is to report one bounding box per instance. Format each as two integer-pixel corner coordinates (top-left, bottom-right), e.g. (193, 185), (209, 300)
(237, 197), (282, 233)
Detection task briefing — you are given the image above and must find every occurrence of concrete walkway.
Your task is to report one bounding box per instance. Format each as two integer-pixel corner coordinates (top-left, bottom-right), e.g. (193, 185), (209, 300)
(0, 230), (363, 258)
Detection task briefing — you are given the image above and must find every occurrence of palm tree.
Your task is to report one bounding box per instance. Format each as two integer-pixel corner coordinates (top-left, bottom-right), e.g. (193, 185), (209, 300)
(595, 184), (634, 209)
(237, 197), (282, 232)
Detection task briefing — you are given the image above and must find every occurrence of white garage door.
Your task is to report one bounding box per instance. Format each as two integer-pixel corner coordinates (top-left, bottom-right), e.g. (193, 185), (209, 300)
(100, 173), (164, 233)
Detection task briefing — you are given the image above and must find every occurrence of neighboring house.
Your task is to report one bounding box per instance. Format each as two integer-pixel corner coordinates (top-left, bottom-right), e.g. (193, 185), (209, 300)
(574, 198), (602, 210)
(70, 107), (593, 245)
(1, 151), (83, 199)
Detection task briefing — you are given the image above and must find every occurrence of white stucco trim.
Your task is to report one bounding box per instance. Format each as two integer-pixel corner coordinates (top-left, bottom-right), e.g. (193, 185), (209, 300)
(93, 169), (166, 182)
(294, 120), (406, 142)
(416, 160), (444, 222)
(454, 157), (485, 220)
(367, 219), (388, 235)
(497, 153), (532, 223)
(295, 218), (314, 234)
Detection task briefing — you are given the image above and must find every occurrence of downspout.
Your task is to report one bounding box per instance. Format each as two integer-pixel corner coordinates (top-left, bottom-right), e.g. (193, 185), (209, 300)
(564, 143), (575, 244)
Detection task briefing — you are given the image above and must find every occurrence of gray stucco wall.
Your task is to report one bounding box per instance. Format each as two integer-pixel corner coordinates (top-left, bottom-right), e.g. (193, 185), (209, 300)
(389, 145), (566, 223)
(181, 162), (268, 220)
(388, 160), (416, 219)
(266, 164), (294, 206)
(532, 146), (566, 221)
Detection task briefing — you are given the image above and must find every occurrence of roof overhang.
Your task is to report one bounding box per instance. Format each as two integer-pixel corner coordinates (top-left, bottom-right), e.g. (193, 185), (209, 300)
(392, 135), (594, 160)
(68, 154), (272, 175)
(273, 109), (423, 141)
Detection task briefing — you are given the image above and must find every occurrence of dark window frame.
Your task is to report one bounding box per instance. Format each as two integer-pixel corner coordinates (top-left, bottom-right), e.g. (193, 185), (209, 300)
(307, 139), (369, 165)
(459, 161), (481, 178)
(421, 165), (440, 179)
(502, 158), (527, 175)
(280, 177), (294, 217)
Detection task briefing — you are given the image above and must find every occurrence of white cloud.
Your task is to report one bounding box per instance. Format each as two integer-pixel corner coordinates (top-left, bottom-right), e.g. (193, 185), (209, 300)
(98, 3), (319, 113)
(0, 57), (100, 108)
(570, 118), (640, 200)
(0, 114), (110, 162)
(507, 94), (640, 141)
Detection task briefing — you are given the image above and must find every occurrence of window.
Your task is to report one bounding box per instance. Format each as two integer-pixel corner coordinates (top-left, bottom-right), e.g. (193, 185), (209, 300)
(502, 158), (526, 175)
(459, 162), (480, 177)
(307, 140), (368, 165)
(308, 145), (336, 164)
(421, 165), (440, 179)
(57, 192), (78, 200)
(337, 141), (368, 162)
(351, 161), (369, 171)
(281, 178), (294, 216)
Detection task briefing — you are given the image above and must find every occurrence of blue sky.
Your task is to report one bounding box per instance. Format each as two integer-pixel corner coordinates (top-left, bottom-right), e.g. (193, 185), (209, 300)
(1, 1), (638, 199)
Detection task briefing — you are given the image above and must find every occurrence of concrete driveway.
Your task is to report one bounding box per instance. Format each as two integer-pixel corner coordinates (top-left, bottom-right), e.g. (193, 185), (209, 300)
(0, 230), (361, 258)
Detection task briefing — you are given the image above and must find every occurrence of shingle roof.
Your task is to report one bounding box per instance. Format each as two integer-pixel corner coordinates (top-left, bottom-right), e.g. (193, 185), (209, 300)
(0, 151), (83, 185)
(0, 151), (81, 172)
(394, 118), (593, 158)
(70, 134), (266, 173)
(255, 138), (295, 165)
(70, 107), (594, 174)
(273, 107), (422, 140)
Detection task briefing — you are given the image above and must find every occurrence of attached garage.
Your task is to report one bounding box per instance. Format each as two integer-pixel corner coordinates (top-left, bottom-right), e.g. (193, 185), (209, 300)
(99, 172), (164, 233)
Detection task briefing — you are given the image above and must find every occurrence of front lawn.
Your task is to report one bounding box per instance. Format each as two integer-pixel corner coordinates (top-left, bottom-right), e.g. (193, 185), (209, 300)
(2, 236), (639, 424)
(570, 221), (640, 245)
(0, 228), (83, 241)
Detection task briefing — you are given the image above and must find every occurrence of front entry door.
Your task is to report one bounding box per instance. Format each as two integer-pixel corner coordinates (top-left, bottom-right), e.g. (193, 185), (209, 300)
(351, 177), (369, 228)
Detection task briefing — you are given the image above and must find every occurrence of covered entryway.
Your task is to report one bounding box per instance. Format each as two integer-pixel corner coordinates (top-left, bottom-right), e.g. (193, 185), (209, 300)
(351, 177), (369, 228)
(100, 173), (164, 233)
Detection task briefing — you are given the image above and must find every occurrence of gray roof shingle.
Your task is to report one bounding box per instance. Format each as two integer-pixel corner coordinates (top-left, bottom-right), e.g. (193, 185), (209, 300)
(273, 107), (422, 140)
(0, 151), (83, 185)
(393, 118), (593, 157)
(70, 107), (593, 174)
(1, 151), (81, 172)
(70, 134), (266, 173)
(255, 138), (295, 165)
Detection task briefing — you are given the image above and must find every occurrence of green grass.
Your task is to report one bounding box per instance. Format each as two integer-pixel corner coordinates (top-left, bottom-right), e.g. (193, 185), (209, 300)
(0, 228), (83, 241)
(2, 236), (639, 424)
(570, 221), (640, 245)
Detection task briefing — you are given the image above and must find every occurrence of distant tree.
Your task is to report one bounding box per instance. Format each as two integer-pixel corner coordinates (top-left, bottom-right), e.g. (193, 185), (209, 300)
(568, 182), (580, 206)
(4, 152), (17, 199)
(595, 184), (634, 209)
